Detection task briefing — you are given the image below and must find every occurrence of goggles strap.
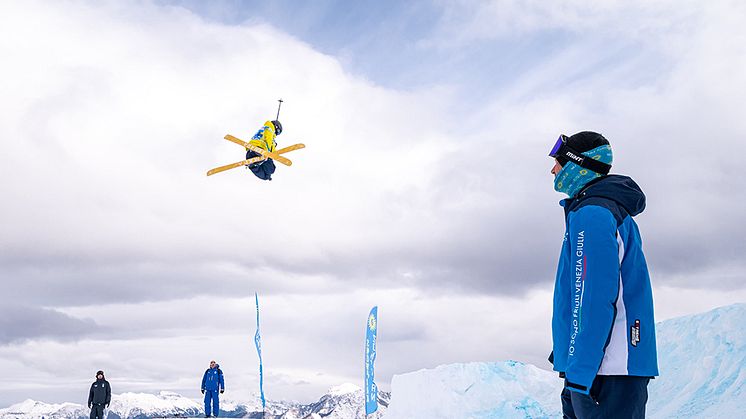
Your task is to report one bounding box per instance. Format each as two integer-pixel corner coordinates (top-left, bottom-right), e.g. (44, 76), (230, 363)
(556, 144), (611, 175)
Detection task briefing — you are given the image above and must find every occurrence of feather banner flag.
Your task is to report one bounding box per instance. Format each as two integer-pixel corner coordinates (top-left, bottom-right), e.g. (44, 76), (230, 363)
(365, 306), (378, 415)
(254, 293), (266, 412)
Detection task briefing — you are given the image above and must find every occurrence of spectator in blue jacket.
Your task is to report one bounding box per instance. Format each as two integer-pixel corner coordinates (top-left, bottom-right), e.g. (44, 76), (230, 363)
(548, 131), (658, 419)
(201, 360), (225, 417)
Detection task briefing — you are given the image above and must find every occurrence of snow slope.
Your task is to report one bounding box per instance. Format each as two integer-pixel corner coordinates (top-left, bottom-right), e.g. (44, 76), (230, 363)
(384, 361), (561, 419)
(384, 303), (745, 418)
(647, 303), (745, 418)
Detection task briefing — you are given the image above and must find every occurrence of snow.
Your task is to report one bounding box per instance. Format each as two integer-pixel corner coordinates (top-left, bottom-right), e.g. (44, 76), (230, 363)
(110, 391), (202, 418)
(0, 399), (85, 418)
(384, 361), (562, 419)
(384, 303), (746, 418)
(647, 303), (746, 418)
(279, 385), (389, 419)
(328, 383), (361, 396)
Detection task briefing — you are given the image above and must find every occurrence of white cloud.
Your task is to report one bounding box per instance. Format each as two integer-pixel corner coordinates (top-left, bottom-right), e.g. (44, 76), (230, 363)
(428, 0), (709, 48)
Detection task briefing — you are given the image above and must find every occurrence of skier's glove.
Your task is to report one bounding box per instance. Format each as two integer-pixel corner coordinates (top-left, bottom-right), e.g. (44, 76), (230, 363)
(201, 389), (205, 394)
(88, 404), (92, 409)
(220, 389), (224, 394)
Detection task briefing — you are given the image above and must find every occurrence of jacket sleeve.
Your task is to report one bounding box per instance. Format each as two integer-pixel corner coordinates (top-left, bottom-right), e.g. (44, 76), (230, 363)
(106, 381), (111, 405)
(564, 205), (620, 394)
(201, 370), (207, 390)
(88, 384), (94, 405)
(551, 232), (571, 373)
(219, 370), (225, 390)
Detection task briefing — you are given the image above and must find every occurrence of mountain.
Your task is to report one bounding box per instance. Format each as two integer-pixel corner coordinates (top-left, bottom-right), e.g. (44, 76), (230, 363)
(0, 386), (386, 419)
(278, 383), (389, 419)
(1, 304), (742, 418)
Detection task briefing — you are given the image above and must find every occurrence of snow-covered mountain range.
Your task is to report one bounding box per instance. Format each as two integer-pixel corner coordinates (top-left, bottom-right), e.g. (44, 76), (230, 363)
(0, 385), (388, 419)
(1, 304), (743, 418)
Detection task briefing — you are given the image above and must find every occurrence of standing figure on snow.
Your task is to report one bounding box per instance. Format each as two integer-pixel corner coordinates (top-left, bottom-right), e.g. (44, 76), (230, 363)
(201, 360), (225, 417)
(87, 370), (111, 419)
(547, 131), (658, 419)
(245, 120), (282, 181)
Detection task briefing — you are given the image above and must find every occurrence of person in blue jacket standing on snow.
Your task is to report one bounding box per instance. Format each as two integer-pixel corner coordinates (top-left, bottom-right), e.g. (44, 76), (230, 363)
(201, 360), (225, 417)
(547, 131), (658, 419)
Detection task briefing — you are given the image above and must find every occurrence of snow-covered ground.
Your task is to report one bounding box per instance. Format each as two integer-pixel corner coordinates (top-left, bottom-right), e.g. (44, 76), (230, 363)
(647, 303), (745, 418)
(384, 303), (745, 418)
(384, 361), (562, 418)
(1, 304), (743, 418)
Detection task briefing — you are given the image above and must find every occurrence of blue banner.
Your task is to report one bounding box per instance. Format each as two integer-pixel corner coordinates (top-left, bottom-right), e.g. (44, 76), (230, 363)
(365, 306), (378, 415)
(254, 293), (266, 411)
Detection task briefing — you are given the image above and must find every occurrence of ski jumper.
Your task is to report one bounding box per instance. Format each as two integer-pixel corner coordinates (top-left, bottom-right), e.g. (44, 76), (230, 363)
(246, 121), (278, 181)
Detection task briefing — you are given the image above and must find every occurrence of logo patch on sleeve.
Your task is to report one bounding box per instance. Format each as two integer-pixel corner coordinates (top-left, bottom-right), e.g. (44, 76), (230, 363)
(630, 319), (641, 347)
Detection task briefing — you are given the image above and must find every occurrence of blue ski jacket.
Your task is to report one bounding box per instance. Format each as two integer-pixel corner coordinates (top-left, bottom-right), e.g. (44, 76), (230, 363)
(201, 365), (225, 392)
(551, 175), (658, 395)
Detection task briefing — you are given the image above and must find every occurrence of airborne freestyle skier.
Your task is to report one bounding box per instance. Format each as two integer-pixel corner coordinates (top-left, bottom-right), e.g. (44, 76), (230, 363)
(245, 119), (282, 181)
(206, 99), (305, 178)
(547, 131), (658, 419)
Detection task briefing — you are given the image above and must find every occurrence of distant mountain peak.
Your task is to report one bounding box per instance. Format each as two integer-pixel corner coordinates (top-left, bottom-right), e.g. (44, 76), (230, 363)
(328, 383), (361, 396)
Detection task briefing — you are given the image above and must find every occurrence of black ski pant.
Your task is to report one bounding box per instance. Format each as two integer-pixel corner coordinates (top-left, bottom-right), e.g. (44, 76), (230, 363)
(561, 375), (650, 419)
(90, 404), (105, 419)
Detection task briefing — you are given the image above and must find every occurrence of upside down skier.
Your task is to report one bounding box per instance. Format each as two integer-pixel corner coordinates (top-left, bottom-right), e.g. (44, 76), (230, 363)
(245, 119), (282, 181)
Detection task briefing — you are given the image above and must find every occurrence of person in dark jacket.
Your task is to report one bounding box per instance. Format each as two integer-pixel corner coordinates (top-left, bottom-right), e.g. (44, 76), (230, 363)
(201, 360), (225, 417)
(88, 370), (111, 419)
(548, 132), (658, 419)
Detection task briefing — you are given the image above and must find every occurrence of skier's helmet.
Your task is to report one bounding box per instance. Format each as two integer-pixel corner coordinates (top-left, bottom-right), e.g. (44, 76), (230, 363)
(271, 120), (282, 135)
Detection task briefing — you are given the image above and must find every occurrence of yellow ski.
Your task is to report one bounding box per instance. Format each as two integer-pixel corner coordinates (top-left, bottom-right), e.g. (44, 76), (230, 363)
(206, 156), (266, 176)
(207, 143), (306, 176)
(224, 134), (293, 166)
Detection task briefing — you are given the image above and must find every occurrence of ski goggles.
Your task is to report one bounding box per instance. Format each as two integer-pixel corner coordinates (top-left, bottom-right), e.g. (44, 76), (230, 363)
(548, 134), (611, 175)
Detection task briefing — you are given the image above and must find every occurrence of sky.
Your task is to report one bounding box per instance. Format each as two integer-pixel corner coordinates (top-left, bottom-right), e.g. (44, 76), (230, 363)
(1, 0), (746, 408)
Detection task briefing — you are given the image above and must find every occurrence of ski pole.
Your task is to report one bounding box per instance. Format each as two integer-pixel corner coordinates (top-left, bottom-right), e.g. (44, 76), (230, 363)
(275, 99), (283, 120)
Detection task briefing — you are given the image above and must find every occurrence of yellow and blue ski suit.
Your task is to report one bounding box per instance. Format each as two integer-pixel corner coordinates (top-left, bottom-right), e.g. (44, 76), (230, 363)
(246, 121), (278, 180)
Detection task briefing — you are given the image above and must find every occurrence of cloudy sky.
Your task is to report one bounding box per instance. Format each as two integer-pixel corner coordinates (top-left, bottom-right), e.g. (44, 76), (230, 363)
(1, 0), (745, 408)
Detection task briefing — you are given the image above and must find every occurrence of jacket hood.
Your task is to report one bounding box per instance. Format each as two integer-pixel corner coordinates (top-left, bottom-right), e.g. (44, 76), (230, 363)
(576, 174), (646, 216)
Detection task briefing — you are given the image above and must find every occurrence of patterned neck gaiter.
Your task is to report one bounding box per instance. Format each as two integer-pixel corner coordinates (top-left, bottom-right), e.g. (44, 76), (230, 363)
(554, 145), (613, 197)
